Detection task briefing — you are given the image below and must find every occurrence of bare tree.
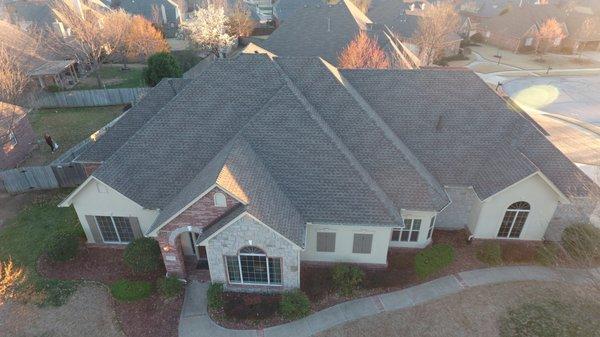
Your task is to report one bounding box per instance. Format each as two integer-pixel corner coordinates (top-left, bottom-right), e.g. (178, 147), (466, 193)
(0, 258), (24, 304)
(51, 0), (126, 87)
(338, 32), (390, 69)
(225, 0), (256, 38)
(536, 18), (566, 59)
(180, 3), (235, 58)
(413, 2), (460, 65)
(0, 46), (31, 142)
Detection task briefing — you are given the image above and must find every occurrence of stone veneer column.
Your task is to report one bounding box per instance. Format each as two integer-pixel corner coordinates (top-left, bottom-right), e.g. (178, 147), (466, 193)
(158, 230), (186, 278)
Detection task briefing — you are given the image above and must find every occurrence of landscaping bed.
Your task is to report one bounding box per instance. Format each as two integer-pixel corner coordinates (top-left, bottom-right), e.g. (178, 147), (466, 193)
(211, 229), (572, 329)
(114, 293), (183, 337)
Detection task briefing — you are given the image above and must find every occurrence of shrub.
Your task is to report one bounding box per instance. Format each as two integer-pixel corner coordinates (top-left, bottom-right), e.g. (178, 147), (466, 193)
(46, 84), (61, 92)
(157, 276), (183, 298)
(279, 290), (311, 319)
(123, 238), (161, 273)
(331, 264), (364, 296)
(207, 283), (224, 310)
(535, 243), (559, 266)
(143, 52), (182, 86)
(46, 230), (80, 262)
(414, 244), (454, 279)
(562, 224), (600, 260)
(110, 279), (152, 301)
(477, 242), (503, 266)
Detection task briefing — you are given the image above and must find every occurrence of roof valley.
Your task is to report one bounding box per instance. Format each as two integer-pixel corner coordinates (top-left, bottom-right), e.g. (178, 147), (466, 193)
(270, 57), (404, 224)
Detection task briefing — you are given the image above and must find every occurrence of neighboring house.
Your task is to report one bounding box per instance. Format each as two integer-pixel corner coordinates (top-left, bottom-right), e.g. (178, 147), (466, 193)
(368, 0), (462, 59)
(0, 20), (80, 89)
(118, 0), (184, 37)
(60, 54), (598, 291)
(476, 3), (600, 53)
(249, 0), (417, 68)
(0, 102), (35, 169)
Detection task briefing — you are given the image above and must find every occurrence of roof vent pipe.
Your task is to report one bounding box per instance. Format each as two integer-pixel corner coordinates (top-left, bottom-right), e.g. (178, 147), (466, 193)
(327, 16), (331, 32)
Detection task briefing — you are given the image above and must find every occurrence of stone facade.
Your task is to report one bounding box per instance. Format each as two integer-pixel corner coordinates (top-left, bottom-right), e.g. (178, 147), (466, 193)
(436, 186), (478, 230)
(158, 187), (241, 278)
(545, 197), (600, 241)
(206, 214), (301, 291)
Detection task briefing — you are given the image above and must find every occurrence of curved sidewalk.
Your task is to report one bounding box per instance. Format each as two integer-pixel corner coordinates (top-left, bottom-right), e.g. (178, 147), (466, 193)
(178, 266), (597, 337)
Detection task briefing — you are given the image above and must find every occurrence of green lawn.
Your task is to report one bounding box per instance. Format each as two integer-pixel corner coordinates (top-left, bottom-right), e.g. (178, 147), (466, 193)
(0, 191), (83, 306)
(75, 64), (145, 90)
(22, 105), (123, 166)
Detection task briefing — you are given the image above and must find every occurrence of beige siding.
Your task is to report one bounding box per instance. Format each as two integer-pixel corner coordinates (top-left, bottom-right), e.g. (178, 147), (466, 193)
(70, 178), (159, 243)
(301, 223), (392, 265)
(469, 174), (561, 240)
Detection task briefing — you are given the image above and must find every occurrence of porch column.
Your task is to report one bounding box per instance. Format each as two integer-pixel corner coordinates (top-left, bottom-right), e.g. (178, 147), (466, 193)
(158, 230), (186, 278)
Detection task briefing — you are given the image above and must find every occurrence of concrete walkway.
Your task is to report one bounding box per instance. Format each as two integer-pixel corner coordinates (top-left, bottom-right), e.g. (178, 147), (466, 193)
(178, 266), (597, 337)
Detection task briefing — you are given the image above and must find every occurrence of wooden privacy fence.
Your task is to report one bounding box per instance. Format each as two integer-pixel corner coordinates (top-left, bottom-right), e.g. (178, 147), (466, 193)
(0, 163), (88, 193)
(35, 87), (149, 108)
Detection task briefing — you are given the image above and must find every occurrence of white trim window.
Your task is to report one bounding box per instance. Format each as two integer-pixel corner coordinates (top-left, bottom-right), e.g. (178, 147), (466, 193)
(225, 246), (282, 286)
(427, 216), (436, 240)
(95, 216), (134, 243)
(391, 219), (421, 242)
(497, 201), (530, 238)
(213, 192), (227, 208)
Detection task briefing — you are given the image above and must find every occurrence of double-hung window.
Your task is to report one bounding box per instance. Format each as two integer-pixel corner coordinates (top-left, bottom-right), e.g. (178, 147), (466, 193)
(225, 246), (282, 286)
(391, 219), (421, 242)
(95, 216), (134, 243)
(427, 216), (436, 240)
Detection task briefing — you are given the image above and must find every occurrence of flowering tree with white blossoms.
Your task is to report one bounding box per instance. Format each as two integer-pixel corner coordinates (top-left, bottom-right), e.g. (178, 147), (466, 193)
(180, 3), (236, 58)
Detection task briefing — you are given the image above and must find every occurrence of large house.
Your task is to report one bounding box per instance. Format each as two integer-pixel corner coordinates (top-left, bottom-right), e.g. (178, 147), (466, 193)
(117, 0), (184, 38)
(60, 55), (598, 291)
(476, 4), (600, 53)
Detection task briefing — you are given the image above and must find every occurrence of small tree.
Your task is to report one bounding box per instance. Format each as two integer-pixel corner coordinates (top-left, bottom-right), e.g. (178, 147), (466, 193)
(180, 3), (236, 58)
(536, 18), (566, 58)
(225, 0), (256, 38)
(0, 258), (24, 303)
(0, 46), (31, 144)
(125, 15), (170, 63)
(338, 32), (389, 69)
(413, 2), (460, 65)
(143, 52), (182, 86)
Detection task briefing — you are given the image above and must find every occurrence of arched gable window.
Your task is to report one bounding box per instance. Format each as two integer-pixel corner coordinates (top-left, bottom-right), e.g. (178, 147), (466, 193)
(224, 246), (282, 285)
(213, 192), (227, 208)
(497, 201), (530, 238)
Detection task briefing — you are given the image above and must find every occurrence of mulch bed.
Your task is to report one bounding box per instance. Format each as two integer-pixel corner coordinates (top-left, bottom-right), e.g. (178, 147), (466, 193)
(38, 245), (182, 337)
(210, 292), (286, 329)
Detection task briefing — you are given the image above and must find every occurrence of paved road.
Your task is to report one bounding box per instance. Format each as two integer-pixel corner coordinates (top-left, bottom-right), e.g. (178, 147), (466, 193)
(178, 266), (598, 337)
(502, 76), (600, 125)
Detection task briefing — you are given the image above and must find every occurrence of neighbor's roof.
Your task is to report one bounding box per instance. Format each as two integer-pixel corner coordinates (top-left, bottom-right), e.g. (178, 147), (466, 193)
(76, 54), (597, 246)
(29, 60), (76, 76)
(368, 0), (420, 39)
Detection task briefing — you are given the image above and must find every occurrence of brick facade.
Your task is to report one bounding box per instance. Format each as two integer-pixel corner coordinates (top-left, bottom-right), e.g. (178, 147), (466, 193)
(0, 116), (35, 169)
(157, 187), (241, 278)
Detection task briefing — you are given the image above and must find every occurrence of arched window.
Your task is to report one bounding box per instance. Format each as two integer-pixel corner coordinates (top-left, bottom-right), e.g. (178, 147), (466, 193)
(224, 246), (282, 285)
(497, 201), (530, 238)
(213, 192), (227, 208)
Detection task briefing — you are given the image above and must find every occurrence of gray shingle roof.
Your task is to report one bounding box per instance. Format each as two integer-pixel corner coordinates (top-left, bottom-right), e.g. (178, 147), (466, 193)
(76, 78), (191, 163)
(84, 54), (597, 246)
(367, 0), (420, 38)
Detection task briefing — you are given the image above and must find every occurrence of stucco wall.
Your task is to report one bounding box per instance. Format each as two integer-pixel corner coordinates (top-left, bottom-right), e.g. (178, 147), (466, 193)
(436, 187), (478, 230)
(470, 174), (560, 240)
(70, 178), (159, 243)
(301, 223), (392, 265)
(545, 197), (600, 241)
(206, 214), (301, 291)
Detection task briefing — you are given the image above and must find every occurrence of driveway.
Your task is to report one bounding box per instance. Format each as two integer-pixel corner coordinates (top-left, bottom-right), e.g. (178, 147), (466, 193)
(502, 76), (600, 125)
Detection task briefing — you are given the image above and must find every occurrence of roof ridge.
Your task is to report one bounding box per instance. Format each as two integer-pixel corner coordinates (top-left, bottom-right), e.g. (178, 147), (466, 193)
(271, 57), (404, 224)
(327, 60), (449, 209)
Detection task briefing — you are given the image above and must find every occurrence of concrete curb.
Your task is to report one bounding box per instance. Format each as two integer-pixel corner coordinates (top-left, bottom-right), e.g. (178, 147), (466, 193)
(178, 266), (595, 337)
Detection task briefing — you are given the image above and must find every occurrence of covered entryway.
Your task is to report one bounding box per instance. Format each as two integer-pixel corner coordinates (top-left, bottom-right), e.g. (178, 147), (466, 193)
(180, 232), (210, 281)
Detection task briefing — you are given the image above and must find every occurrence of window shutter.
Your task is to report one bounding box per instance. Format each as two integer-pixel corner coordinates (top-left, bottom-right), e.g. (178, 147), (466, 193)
(129, 217), (143, 239)
(353, 234), (373, 254)
(86, 215), (102, 243)
(316, 232), (335, 252)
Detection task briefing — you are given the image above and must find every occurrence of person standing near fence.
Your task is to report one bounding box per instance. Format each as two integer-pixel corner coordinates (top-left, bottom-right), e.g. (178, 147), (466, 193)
(44, 133), (58, 153)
